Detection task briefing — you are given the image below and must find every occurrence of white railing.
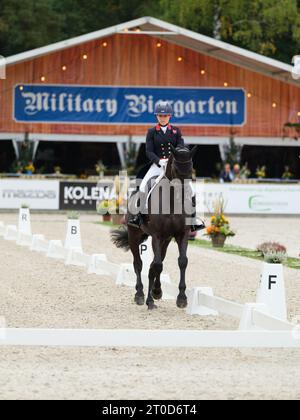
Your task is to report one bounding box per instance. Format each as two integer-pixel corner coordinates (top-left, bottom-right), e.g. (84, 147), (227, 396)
(0, 216), (299, 348)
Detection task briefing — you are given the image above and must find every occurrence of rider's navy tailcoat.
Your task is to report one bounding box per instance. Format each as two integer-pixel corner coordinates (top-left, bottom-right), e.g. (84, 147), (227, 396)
(145, 124), (185, 165)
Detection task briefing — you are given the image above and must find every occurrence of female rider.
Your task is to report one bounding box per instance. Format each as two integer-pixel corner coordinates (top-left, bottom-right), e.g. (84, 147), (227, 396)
(128, 101), (204, 232)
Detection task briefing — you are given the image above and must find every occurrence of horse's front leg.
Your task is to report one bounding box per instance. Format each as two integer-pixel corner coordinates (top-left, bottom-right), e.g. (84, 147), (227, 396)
(152, 239), (171, 301)
(175, 232), (190, 308)
(147, 235), (162, 310)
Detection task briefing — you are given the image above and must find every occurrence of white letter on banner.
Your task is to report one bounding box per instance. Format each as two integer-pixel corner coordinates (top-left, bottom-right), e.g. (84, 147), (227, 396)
(216, 100), (224, 114)
(22, 92), (38, 116)
(59, 93), (67, 112)
(173, 100), (185, 118)
(125, 95), (147, 117)
(226, 101), (238, 114)
(83, 99), (94, 112)
(186, 100), (196, 114)
(208, 97), (215, 114)
(198, 100), (207, 114)
(106, 99), (117, 117)
(95, 99), (104, 113)
(75, 95), (82, 112)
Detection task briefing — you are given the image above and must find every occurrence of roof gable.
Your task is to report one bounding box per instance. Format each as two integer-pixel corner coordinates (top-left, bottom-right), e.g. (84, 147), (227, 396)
(5, 16), (297, 86)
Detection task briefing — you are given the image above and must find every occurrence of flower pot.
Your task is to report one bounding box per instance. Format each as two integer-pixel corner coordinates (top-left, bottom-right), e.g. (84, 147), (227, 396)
(112, 214), (125, 225)
(102, 214), (111, 222)
(211, 234), (226, 248)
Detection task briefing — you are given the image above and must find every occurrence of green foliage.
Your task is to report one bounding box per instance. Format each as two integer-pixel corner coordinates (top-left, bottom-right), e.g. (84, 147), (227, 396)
(0, 0), (300, 63)
(67, 211), (80, 220)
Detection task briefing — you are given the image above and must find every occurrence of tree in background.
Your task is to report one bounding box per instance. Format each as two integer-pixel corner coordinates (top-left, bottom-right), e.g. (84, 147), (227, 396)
(0, 0), (63, 56)
(155, 0), (300, 62)
(1, 0), (300, 63)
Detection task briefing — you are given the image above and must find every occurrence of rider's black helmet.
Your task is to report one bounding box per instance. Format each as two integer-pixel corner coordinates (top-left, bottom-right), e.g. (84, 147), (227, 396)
(154, 101), (173, 115)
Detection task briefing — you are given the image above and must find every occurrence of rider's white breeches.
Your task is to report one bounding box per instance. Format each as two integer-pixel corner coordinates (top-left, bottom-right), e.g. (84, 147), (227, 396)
(139, 159), (195, 195)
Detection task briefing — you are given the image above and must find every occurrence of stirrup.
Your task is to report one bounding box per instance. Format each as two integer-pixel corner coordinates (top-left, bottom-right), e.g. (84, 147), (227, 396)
(191, 219), (206, 232)
(127, 214), (143, 228)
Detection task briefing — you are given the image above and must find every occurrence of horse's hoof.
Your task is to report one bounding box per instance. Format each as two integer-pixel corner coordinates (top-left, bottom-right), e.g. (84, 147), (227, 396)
(176, 297), (188, 309)
(152, 288), (163, 300)
(147, 302), (157, 310)
(134, 295), (145, 306)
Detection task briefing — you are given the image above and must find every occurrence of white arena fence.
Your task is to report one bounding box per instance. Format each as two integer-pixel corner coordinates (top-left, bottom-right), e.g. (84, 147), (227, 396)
(0, 212), (299, 349)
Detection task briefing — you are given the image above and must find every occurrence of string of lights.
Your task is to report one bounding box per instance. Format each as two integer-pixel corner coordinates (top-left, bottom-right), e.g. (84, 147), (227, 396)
(0, 30), (299, 122)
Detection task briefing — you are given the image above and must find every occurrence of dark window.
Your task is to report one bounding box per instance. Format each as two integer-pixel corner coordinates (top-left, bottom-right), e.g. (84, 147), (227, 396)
(241, 146), (300, 179)
(0, 140), (15, 172)
(35, 141), (121, 175)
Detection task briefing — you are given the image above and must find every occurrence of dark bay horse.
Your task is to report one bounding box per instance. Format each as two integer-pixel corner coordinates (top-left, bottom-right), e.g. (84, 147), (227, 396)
(111, 145), (198, 310)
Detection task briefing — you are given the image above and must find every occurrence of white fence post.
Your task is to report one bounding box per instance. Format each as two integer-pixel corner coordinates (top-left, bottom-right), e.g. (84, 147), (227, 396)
(186, 287), (218, 316)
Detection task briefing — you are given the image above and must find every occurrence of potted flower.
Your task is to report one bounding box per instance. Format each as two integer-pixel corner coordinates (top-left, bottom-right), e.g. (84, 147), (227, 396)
(95, 160), (106, 178)
(256, 165), (266, 179)
(54, 166), (62, 176)
(97, 200), (112, 222)
(205, 196), (235, 248)
(24, 161), (35, 175)
(282, 166), (293, 180)
(257, 242), (287, 257)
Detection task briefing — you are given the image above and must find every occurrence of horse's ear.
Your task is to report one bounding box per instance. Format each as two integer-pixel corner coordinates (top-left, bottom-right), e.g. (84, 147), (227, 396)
(190, 145), (198, 158)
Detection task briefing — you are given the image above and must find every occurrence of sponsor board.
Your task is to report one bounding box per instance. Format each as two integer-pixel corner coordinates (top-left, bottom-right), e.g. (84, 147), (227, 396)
(59, 181), (116, 210)
(198, 183), (300, 215)
(0, 180), (59, 209)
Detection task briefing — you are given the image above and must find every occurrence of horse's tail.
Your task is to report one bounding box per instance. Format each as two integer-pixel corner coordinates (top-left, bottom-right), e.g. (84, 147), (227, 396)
(110, 226), (148, 252)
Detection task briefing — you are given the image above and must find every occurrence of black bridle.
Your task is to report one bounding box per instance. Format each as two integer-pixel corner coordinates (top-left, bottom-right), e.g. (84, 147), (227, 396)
(172, 154), (193, 177)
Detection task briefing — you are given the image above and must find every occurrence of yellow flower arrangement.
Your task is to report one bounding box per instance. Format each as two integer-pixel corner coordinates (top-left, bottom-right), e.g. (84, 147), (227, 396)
(205, 196), (235, 239)
(24, 163), (35, 174)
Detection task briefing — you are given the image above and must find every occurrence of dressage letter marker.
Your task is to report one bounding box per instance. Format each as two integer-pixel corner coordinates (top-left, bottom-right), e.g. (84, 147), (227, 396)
(65, 218), (82, 252)
(18, 207), (31, 236)
(257, 262), (287, 321)
(140, 237), (153, 275)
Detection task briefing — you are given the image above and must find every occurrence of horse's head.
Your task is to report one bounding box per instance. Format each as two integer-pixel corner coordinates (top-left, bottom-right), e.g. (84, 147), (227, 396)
(167, 145), (197, 180)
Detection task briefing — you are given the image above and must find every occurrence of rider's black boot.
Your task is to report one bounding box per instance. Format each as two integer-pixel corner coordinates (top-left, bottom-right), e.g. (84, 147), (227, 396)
(127, 212), (144, 228)
(127, 191), (147, 229)
(190, 195), (206, 232)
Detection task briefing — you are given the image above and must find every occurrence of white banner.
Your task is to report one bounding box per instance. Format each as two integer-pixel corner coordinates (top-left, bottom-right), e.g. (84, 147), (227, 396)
(197, 183), (300, 215)
(0, 180), (59, 210)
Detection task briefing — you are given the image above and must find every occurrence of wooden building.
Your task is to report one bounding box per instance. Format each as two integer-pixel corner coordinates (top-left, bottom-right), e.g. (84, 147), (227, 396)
(1, 16), (300, 178)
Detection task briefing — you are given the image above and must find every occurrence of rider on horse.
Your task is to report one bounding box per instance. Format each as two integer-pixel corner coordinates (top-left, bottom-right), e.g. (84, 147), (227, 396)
(128, 100), (204, 232)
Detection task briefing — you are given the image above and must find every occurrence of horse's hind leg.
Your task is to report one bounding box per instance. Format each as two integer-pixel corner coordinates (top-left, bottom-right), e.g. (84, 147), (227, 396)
(152, 239), (171, 300)
(147, 235), (163, 310)
(128, 228), (144, 305)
